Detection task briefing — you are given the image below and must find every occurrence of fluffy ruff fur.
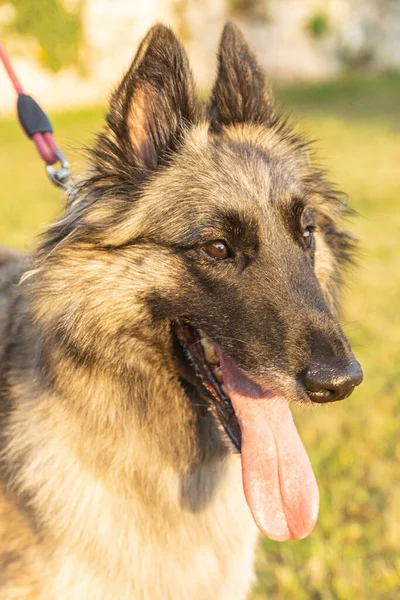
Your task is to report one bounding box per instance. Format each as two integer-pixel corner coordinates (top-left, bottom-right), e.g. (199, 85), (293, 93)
(0, 23), (360, 599)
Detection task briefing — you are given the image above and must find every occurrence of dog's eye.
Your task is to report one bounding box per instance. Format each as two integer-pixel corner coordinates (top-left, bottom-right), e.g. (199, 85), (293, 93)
(202, 240), (231, 260)
(303, 228), (314, 249)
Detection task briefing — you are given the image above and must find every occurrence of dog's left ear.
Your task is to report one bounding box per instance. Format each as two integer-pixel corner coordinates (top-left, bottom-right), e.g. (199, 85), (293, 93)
(105, 24), (200, 170)
(209, 22), (272, 130)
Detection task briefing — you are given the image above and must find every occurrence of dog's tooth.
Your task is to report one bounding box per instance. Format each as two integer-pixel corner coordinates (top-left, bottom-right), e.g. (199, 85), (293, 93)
(200, 336), (219, 363)
(200, 336), (212, 350)
(221, 384), (229, 396)
(214, 366), (223, 382)
(204, 345), (219, 365)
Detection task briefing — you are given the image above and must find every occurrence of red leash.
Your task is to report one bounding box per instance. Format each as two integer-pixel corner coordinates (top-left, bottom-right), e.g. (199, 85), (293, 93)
(0, 42), (72, 191)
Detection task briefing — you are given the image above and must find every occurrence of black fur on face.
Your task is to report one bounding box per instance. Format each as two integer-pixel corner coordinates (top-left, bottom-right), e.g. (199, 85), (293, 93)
(32, 23), (360, 412)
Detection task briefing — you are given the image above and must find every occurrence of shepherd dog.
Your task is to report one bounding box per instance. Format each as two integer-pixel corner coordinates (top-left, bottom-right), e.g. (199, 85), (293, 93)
(0, 22), (362, 600)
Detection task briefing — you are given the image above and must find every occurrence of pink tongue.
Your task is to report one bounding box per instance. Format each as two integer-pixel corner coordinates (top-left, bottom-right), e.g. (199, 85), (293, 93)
(220, 355), (319, 541)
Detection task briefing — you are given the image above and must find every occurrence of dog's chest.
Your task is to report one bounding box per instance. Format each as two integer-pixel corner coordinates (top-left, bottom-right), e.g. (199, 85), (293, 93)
(46, 457), (258, 600)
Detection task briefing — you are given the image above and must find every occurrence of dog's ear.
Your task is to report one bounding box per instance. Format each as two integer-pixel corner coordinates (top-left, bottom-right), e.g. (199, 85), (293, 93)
(106, 24), (199, 169)
(209, 22), (272, 130)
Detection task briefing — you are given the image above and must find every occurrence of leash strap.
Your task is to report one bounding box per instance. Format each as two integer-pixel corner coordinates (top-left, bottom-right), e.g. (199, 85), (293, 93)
(0, 42), (73, 193)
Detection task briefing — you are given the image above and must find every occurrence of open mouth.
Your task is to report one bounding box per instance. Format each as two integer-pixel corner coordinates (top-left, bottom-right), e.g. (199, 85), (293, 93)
(174, 321), (242, 452)
(174, 319), (320, 542)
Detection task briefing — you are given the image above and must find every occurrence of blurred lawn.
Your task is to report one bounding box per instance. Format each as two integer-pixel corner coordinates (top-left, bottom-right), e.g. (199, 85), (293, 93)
(0, 73), (399, 599)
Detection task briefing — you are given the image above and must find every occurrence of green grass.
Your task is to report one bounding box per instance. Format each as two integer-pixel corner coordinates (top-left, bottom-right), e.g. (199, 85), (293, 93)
(1, 74), (399, 598)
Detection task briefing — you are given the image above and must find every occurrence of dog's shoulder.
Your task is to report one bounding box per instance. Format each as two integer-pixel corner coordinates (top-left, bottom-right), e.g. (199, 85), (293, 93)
(0, 251), (45, 597)
(0, 484), (43, 598)
(0, 246), (21, 264)
(0, 248), (27, 365)
(0, 246), (25, 295)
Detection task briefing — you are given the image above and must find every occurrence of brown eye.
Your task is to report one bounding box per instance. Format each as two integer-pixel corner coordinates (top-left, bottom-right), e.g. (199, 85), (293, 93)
(202, 240), (230, 260)
(303, 228), (314, 249)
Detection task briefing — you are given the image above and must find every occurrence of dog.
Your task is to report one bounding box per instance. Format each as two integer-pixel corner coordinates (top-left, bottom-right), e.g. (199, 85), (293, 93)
(0, 22), (362, 599)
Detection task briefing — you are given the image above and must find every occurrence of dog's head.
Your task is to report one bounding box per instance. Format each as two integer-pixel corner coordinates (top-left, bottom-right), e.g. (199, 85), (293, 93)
(32, 23), (362, 541)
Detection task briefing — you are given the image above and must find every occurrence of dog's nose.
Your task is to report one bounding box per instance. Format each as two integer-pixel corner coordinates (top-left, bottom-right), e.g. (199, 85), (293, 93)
(305, 358), (363, 403)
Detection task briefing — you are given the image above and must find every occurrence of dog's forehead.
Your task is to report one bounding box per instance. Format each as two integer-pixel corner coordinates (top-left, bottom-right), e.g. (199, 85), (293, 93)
(144, 125), (301, 205)
(179, 124), (305, 213)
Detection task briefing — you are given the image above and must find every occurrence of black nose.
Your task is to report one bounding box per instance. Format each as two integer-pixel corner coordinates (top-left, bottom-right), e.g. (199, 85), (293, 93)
(305, 358), (363, 403)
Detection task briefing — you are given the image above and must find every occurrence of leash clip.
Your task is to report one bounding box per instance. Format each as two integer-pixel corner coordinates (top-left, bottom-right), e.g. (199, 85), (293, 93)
(45, 149), (72, 191)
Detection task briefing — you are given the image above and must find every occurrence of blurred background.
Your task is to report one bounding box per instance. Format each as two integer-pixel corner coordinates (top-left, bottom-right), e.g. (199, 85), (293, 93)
(0, 1), (399, 598)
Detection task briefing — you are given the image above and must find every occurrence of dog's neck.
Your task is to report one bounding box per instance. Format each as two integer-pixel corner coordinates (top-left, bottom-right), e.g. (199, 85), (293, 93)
(0, 290), (241, 597)
(3, 314), (248, 595)
(4, 303), (227, 505)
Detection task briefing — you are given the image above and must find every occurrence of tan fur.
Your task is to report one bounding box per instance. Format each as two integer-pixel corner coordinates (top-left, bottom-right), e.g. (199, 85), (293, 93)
(0, 254), (258, 598)
(0, 486), (44, 599)
(1, 374), (257, 598)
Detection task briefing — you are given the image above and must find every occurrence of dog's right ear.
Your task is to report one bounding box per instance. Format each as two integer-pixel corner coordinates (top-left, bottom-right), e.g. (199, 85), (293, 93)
(104, 24), (200, 170)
